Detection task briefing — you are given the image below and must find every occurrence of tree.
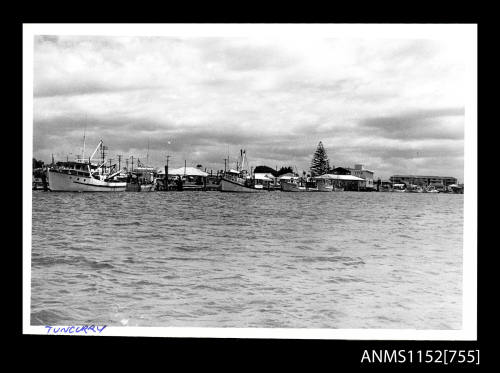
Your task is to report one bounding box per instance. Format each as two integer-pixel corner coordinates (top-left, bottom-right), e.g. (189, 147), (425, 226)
(254, 165), (278, 176)
(310, 141), (330, 176)
(276, 166), (294, 177)
(32, 158), (44, 169)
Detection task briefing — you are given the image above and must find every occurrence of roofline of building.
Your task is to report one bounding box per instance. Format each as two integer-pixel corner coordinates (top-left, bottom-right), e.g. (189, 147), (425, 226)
(350, 169), (374, 173)
(390, 175), (457, 179)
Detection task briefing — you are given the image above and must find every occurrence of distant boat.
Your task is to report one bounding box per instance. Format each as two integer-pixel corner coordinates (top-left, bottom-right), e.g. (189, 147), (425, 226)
(32, 168), (48, 190)
(281, 180), (307, 192)
(32, 176), (44, 190)
(406, 184), (423, 193)
(120, 167), (156, 192)
(424, 185), (439, 193)
(317, 183), (333, 192)
(47, 140), (126, 192)
(125, 182), (155, 192)
(220, 150), (269, 193)
(448, 184), (464, 194)
(220, 176), (267, 192)
(281, 177), (318, 192)
(312, 173), (364, 192)
(392, 183), (406, 192)
(313, 177), (334, 192)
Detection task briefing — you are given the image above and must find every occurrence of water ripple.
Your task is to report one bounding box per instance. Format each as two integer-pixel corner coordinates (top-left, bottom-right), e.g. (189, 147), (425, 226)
(31, 191), (463, 329)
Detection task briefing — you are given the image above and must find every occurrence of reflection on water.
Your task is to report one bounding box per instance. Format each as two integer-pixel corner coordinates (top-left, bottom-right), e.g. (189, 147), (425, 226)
(31, 191), (463, 329)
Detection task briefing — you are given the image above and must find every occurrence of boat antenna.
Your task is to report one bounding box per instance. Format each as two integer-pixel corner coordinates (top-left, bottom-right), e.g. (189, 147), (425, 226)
(241, 149), (248, 172)
(81, 117), (87, 162)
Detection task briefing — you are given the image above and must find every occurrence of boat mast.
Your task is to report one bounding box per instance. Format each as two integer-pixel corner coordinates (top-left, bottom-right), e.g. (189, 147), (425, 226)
(88, 140), (103, 175)
(89, 140), (103, 162)
(241, 149), (248, 173)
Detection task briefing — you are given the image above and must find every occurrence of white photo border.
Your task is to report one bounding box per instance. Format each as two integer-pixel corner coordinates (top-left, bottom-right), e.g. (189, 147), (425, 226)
(23, 23), (478, 340)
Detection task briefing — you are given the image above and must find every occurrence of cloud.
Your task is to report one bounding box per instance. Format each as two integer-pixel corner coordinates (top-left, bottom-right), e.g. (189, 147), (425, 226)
(32, 33), (467, 180)
(358, 108), (465, 140)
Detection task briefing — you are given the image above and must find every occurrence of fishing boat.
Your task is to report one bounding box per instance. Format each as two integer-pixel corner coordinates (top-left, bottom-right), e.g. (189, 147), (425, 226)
(122, 141), (156, 191)
(406, 184), (423, 193)
(312, 173), (363, 192)
(392, 183), (406, 192)
(32, 168), (48, 190)
(449, 184), (464, 194)
(424, 185), (439, 193)
(281, 177), (318, 192)
(120, 167), (156, 192)
(47, 140), (126, 192)
(314, 178), (334, 192)
(281, 179), (306, 192)
(220, 175), (268, 192)
(220, 150), (268, 192)
(379, 181), (393, 192)
(125, 181), (155, 192)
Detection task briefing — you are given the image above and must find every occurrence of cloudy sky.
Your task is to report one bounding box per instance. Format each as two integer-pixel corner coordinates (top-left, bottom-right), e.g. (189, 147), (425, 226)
(32, 30), (467, 180)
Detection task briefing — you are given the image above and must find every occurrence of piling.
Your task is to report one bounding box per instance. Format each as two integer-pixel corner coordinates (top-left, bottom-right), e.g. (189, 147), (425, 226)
(164, 165), (168, 191)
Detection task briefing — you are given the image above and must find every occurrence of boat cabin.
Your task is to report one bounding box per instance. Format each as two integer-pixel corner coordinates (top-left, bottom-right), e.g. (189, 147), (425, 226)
(51, 160), (119, 182)
(392, 183), (406, 191)
(53, 161), (97, 177)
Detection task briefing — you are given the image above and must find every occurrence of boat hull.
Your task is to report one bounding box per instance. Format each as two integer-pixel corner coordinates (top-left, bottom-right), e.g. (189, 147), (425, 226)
(220, 178), (265, 192)
(126, 183), (155, 192)
(317, 184), (333, 192)
(140, 184), (154, 192)
(48, 170), (126, 192)
(281, 182), (311, 192)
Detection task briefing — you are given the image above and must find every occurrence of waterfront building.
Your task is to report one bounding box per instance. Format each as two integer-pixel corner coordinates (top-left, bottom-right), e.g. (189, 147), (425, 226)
(331, 167), (351, 175)
(253, 173), (276, 189)
(389, 175), (457, 187)
(156, 166), (209, 190)
(348, 164), (375, 190)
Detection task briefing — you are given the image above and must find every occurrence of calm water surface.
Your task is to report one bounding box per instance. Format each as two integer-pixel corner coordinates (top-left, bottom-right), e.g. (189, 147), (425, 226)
(31, 191), (463, 329)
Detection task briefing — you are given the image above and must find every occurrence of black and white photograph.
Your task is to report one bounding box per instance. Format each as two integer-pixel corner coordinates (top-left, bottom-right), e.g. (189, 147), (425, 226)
(23, 24), (477, 340)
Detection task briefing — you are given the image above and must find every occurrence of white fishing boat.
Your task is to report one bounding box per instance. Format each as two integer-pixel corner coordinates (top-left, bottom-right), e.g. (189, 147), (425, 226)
(392, 183), (406, 192)
(220, 150), (268, 193)
(313, 175), (334, 192)
(281, 180), (307, 192)
(47, 140), (126, 192)
(220, 176), (267, 192)
(315, 179), (333, 192)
